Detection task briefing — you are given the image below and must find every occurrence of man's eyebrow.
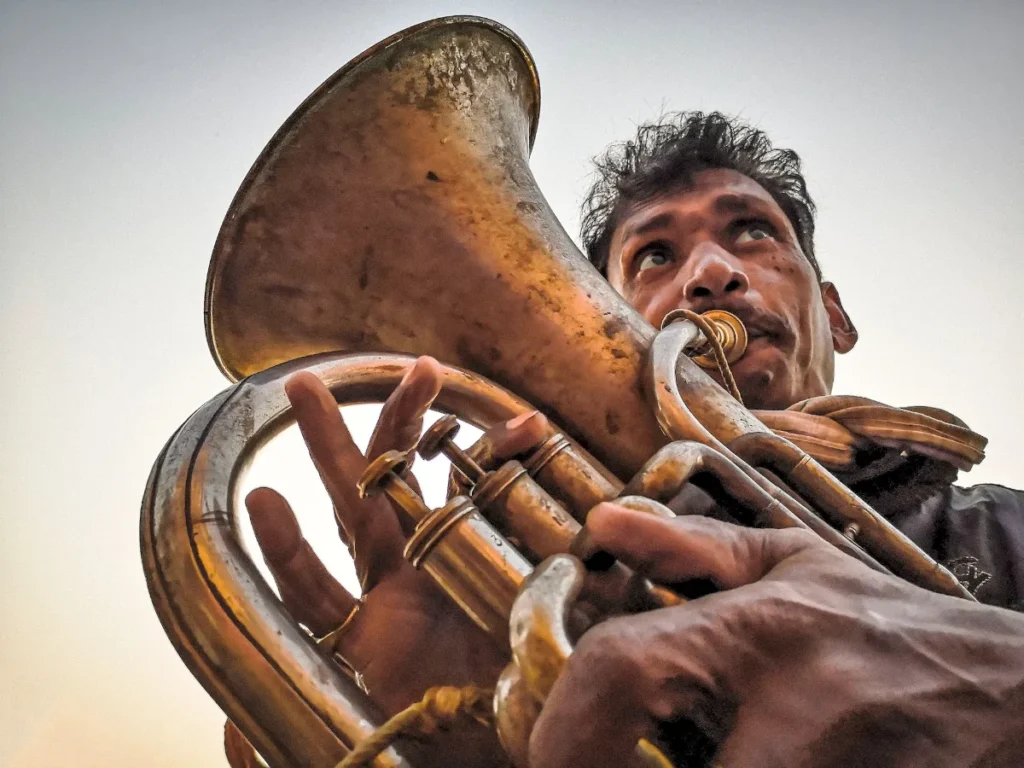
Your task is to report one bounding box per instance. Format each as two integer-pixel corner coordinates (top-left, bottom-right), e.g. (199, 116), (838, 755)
(621, 211), (676, 241)
(713, 194), (759, 215)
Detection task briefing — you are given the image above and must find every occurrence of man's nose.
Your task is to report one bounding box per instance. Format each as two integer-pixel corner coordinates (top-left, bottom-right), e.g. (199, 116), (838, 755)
(681, 243), (750, 302)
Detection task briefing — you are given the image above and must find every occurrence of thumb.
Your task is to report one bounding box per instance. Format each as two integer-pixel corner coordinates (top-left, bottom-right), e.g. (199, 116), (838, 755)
(584, 502), (820, 589)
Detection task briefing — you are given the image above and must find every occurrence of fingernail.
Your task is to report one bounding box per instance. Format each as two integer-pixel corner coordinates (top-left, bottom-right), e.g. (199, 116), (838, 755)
(506, 410), (540, 429)
(399, 356), (439, 391)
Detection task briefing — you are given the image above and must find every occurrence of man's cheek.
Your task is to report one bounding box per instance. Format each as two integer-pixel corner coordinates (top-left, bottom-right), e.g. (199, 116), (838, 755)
(631, 293), (660, 325)
(635, 284), (678, 325)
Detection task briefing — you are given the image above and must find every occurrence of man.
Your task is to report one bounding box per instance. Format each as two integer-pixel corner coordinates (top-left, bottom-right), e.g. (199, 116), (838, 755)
(245, 112), (1024, 767)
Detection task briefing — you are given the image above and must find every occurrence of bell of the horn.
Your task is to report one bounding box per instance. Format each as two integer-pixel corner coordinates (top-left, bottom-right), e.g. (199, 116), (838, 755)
(204, 15), (674, 479)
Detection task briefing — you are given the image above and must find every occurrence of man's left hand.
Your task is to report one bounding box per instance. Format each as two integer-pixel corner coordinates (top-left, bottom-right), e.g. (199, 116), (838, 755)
(530, 504), (1024, 768)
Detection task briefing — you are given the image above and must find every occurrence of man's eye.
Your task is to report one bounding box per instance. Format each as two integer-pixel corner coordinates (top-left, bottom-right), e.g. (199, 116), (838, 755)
(636, 246), (673, 272)
(735, 224), (774, 244)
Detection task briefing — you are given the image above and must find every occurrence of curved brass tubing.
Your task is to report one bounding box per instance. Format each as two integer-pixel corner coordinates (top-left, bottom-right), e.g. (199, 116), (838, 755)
(497, 555), (673, 768)
(646, 318), (766, 449)
(727, 432), (974, 600)
(644, 324), (893, 575)
(624, 440), (805, 530)
(142, 352), (536, 766)
(621, 440), (888, 571)
(645, 321), (845, 527)
(646, 318), (976, 601)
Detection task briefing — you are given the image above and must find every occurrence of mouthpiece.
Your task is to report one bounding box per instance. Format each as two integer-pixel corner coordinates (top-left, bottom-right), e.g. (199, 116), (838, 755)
(663, 309), (749, 370)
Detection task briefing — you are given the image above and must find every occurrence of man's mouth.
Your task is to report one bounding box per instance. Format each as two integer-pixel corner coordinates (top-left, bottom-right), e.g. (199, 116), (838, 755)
(705, 306), (789, 353)
(746, 328), (775, 343)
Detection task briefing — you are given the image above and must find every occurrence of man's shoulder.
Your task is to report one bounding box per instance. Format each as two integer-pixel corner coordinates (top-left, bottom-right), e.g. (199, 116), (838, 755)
(852, 467), (1024, 606)
(948, 482), (1024, 515)
(930, 482), (1024, 608)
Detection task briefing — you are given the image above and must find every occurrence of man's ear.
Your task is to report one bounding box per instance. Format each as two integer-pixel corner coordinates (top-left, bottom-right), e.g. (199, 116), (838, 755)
(820, 281), (858, 354)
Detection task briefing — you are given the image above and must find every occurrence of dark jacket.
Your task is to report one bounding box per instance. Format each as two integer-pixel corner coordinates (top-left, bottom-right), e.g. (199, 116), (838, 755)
(672, 455), (1024, 610)
(848, 457), (1024, 611)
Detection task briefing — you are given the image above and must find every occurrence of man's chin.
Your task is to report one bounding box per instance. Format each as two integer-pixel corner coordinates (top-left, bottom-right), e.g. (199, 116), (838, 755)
(729, 343), (792, 409)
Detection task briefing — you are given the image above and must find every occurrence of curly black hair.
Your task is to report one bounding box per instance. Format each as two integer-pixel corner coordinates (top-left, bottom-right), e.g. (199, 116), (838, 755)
(580, 111), (821, 281)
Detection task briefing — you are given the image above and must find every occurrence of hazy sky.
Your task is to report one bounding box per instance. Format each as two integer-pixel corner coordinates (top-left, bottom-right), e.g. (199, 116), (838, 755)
(2, 1), (1022, 765)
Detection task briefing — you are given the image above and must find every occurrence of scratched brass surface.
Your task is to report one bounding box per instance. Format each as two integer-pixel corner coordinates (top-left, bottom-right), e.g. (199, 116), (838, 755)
(143, 352), (535, 767)
(204, 14), (759, 481)
(145, 15), (975, 768)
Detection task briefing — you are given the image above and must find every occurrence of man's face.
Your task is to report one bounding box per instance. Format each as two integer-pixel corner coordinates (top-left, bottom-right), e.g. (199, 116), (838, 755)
(606, 169), (857, 409)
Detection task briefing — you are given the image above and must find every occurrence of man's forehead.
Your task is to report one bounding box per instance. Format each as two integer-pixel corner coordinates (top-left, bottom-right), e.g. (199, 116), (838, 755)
(616, 169), (783, 238)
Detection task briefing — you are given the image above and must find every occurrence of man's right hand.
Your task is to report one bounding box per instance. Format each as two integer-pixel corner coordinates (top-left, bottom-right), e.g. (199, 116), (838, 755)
(245, 357), (547, 766)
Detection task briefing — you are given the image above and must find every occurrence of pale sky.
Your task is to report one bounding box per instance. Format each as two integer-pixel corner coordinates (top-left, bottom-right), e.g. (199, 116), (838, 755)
(2, 1), (1022, 765)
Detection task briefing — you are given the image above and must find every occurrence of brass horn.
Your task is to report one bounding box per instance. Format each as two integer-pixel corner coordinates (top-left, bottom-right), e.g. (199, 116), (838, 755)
(142, 16), (972, 768)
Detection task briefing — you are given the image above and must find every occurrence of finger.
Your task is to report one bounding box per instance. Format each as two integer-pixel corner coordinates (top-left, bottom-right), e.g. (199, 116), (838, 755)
(468, 409), (550, 468)
(366, 356), (443, 462)
(366, 356), (442, 500)
(365, 356), (446, 530)
(285, 371), (376, 513)
(584, 502), (820, 589)
(444, 410), (549, 496)
(530, 667), (650, 768)
(285, 371), (405, 582)
(247, 487), (358, 636)
(529, 618), (651, 768)
(529, 610), (722, 768)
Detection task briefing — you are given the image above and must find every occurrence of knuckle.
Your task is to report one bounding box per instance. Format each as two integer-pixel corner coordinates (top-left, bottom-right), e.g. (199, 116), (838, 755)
(702, 582), (799, 646)
(744, 527), (835, 581)
(774, 528), (850, 574)
(746, 526), (816, 564)
(775, 527), (822, 552)
(746, 579), (803, 612)
(571, 618), (642, 690)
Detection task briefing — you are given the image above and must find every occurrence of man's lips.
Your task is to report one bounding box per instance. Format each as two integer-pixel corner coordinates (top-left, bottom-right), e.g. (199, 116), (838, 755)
(737, 332), (775, 363)
(746, 328), (776, 343)
(728, 312), (788, 345)
(668, 303), (791, 357)
(710, 307), (791, 355)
